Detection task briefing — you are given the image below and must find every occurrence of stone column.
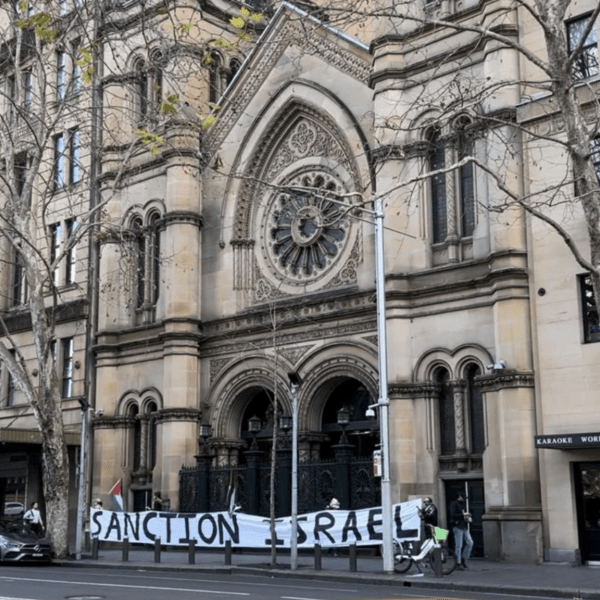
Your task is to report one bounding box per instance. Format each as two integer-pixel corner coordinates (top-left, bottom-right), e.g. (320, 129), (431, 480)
(154, 408), (200, 511)
(444, 142), (460, 263)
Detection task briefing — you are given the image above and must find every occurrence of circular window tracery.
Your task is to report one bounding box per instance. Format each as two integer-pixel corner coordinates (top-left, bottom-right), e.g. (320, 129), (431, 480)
(265, 171), (349, 282)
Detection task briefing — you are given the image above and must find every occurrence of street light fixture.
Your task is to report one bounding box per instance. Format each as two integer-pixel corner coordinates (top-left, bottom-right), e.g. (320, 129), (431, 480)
(337, 407), (350, 444)
(199, 422), (212, 455)
(287, 371), (302, 571)
(279, 414), (293, 434)
(248, 415), (261, 450)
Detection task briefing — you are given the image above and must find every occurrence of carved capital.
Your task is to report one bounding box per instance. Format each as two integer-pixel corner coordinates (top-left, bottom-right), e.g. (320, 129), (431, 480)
(371, 144), (405, 164)
(389, 382), (442, 399)
(160, 211), (203, 229)
(92, 416), (135, 430)
(474, 371), (535, 391)
(155, 408), (201, 423)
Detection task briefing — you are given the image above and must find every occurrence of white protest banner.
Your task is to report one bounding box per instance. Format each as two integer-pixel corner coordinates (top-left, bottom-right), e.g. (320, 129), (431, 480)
(91, 498), (422, 548)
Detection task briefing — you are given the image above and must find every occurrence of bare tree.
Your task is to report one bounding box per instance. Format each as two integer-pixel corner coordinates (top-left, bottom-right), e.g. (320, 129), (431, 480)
(293, 0), (600, 310)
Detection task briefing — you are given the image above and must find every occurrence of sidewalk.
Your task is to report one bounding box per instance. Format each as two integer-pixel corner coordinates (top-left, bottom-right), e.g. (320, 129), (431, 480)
(60, 547), (600, 599)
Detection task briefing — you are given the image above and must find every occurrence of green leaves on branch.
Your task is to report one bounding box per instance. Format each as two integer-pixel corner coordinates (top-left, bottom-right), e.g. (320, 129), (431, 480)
(205, 8), (263, 58)
(137, 129), (164, 156)
(16, 11), (56, 43)
(160, 94), (179, 116)
(76, 49), (93, 85)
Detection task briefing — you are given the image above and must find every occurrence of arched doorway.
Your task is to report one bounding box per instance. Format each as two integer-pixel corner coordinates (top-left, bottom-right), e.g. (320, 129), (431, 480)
(319, 378), (378, 459)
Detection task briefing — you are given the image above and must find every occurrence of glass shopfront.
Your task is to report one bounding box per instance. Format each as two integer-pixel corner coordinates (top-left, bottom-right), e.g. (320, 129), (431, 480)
(574, 462), (600, 563)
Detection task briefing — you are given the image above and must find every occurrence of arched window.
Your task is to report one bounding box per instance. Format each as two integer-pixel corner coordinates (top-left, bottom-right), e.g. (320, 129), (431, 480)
(132, 213), (160, 320)
(227, 58), (242, 87)
(457, 119), (475, 237)
(135, 60), (148, 119)
(129, 403), (141, 471)
(435, 367), (454, 455)
(428, 129), (447, 244)
(146, 401), (158, 471)
(208, 52), (222, 104)
(134, 54), (163, 120)
(465, 364), (484, 454)
(149, 51), (164, 110)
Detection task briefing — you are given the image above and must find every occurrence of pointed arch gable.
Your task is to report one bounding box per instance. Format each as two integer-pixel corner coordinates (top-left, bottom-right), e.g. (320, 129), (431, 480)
(220, 81), (373, 242)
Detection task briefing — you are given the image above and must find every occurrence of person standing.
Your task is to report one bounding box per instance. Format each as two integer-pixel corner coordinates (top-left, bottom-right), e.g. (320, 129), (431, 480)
(449, 493), (473, 570)
(419, 497), (438, 538)
(23, 502), (44, 536)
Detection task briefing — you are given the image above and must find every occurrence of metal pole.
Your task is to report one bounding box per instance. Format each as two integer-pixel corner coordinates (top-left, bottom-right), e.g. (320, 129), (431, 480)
(374, 196), (394, 573)
(74, 407), (88, 559)
(291, 382), (299, 571)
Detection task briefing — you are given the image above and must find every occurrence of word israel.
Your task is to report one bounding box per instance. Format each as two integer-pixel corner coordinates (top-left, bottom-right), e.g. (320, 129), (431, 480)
(91, 499), (421, 549)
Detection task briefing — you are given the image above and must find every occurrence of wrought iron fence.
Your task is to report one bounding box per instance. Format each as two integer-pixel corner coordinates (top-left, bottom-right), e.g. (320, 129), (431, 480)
(180, 451), (379, 516)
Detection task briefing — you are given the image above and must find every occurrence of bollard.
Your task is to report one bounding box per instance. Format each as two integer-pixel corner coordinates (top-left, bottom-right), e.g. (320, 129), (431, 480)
(188, 539), (196, 564)
(349, 543), (357, 572)
(91, 537), (99, 560)
(154, 537), (161, 563)
(314, 543), (322, 571)
(224, 540), (232, 566)
(122, 537), (129, 562)
(432, 546), (442, 578)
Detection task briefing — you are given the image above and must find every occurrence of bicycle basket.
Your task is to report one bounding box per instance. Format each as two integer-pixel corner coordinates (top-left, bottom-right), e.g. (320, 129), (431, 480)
(433, 527), (449, 542)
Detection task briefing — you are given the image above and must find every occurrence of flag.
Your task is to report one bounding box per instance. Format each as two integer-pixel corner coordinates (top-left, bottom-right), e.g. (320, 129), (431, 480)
(109, 479), (124, 511)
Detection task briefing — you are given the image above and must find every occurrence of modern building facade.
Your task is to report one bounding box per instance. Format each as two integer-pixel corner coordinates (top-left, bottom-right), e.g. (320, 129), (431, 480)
(1, 0), (599, 564)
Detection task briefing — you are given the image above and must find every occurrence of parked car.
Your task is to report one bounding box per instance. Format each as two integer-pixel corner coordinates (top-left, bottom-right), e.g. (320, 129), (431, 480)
(3, 502), (24, 518)
(0, 519), (53, 563)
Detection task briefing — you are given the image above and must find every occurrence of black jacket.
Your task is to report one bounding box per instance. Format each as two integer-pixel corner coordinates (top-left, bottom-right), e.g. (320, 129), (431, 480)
(449, 499), (467, 530)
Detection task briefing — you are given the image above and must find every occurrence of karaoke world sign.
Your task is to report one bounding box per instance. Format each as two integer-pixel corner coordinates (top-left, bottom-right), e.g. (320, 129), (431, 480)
(91, 499), (421, 548)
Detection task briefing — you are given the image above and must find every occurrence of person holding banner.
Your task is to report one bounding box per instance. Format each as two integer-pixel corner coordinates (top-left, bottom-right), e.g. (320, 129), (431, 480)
(450, 493), (473, 570)
(419, 497), (438, 538)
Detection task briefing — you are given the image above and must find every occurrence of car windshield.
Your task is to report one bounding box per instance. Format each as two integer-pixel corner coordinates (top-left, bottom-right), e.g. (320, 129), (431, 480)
(0, 521), (35, 536)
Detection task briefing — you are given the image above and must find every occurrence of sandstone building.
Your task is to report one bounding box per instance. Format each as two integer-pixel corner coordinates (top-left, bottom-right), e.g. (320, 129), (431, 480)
(1, 0), (599, 564)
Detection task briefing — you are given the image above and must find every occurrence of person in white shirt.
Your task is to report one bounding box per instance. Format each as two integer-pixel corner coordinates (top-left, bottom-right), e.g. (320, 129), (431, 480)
(23, 501), (44, 536)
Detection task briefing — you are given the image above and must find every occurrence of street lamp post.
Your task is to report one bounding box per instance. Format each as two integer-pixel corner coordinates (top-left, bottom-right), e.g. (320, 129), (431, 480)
(74, 403), (89, 560)
(287, 371), (302, 571)
(374, 196), (394, 574)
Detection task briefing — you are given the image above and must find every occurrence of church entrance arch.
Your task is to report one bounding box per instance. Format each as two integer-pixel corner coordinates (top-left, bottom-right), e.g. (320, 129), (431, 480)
(318, 378), (378, 459)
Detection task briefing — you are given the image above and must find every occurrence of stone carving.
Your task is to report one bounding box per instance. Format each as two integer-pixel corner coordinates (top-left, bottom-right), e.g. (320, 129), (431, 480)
(265, 119), (346, 181)
(264, 170), (350, 284)
(279, 345), (313, 366)
(323, 237), (360, 289)
(363, 334), (378, 346)
(204, 18), (370, 160)
(210, 358), (234, 384)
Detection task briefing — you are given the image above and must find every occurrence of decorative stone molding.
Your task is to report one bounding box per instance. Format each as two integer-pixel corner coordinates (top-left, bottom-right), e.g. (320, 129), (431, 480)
(389, 382), (442, 399)
(93, 416), (136, 430)
(265, 118), (346, 181)
(278, 345), (314, 366)
(204, 17), (370, 159)
(438, 455), (483, 472)
(154, 408), (201, 423)
(474, 371), (535, 391)
(209, 358), (234, 385)
(203, 318), (376, 358)
(363, 334), (378, 347)
(232, 239), (256, 291)
(371, 144), (405, 164)
(233, 103), (361, 241)
(202, 293), (375, 342)
(159, 211), (203, 229)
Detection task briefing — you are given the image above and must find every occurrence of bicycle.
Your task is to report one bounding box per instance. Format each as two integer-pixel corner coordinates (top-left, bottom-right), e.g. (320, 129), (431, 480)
(393, 524), (457, 575)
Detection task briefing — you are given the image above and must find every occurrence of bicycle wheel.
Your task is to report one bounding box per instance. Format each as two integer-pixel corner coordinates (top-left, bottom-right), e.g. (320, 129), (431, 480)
(428, 545), (457, 575)
(393, 542), (414, 574)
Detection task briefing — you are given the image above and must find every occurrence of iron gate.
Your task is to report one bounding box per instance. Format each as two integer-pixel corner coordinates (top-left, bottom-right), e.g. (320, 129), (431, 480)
(180, 451), (380, 516)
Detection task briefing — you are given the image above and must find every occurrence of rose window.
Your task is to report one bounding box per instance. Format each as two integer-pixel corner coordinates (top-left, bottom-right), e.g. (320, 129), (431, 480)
(266, 172), (348, 281)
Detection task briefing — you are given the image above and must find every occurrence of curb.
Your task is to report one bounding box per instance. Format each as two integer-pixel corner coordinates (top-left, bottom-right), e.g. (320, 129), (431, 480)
(56, 559), (600, 599)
